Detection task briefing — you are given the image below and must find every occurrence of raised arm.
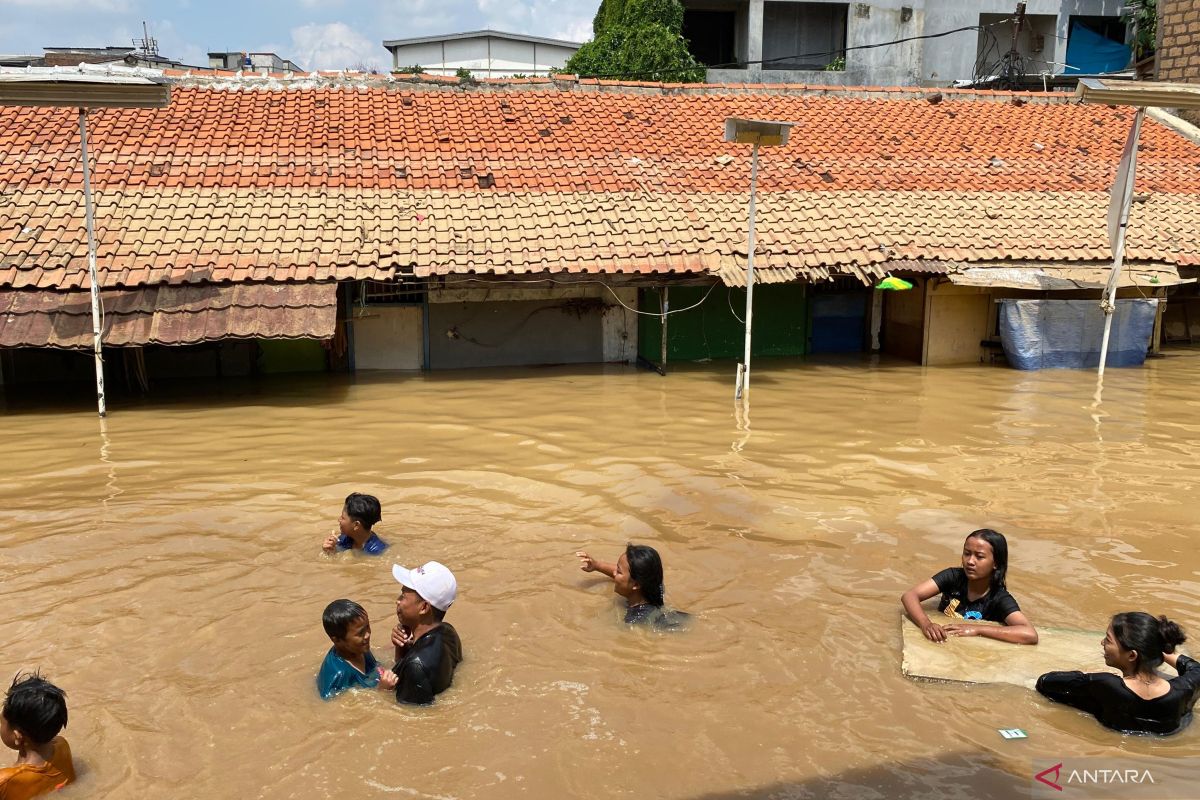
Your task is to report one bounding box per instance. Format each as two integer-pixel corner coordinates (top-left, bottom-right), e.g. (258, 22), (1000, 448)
(901, 578), (947, 643)
(576, 551), (616, 579)
(1163, 652), (1200, 690)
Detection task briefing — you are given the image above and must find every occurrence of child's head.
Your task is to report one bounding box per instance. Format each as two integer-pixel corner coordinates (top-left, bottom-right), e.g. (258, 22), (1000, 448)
(961, 529), (1008, 592)
(339, 493), (381, 536)
(322, 599), (371, 658)
(619, 544), (665, 607)
(0, 673), (68, 750)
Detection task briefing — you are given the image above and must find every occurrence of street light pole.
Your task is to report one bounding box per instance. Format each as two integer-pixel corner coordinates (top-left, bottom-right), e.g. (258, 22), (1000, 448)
(725, 117), (791, 404)
(78, 108), (106, 417)
(736, 141), (760, 401)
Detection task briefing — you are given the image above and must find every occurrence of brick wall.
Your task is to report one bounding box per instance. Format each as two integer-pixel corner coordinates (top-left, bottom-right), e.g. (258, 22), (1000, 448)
(1158, 0), (1200, 124)
(43, 53), (125, 67)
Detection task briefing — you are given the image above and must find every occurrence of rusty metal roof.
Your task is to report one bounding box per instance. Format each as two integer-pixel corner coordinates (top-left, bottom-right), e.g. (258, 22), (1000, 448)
(0, 282), (336, 349)
(946, 264), (1188, 290)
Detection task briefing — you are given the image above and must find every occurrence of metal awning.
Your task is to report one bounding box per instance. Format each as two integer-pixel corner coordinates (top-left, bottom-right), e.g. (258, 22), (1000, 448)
(947, 265), (1188, 290)
(0, 282), (338, 349)
(0, 65), (171, 107)
(1075, 78), (1200, 108)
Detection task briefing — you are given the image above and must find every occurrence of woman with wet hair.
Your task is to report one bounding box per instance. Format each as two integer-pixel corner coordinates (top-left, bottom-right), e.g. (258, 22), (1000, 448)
(575, 544), (689, 629)
(901, 529), (1038, 645)
(1036, 613), (1200, 735)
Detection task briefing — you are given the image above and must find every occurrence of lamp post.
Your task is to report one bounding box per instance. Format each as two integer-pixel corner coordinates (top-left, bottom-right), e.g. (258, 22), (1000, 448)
(1074, 79), (1200, 377)
(725, 118), (793, 402)
(0, 67), (170, 416)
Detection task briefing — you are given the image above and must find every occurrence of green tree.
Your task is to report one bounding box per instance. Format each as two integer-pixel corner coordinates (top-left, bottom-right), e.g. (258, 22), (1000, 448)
(567, 0), (705, 82)
(1123, 0), (1157, 60)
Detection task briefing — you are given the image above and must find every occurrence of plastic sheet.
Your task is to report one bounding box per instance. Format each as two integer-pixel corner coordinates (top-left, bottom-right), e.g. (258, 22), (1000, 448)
(998, 298), (1158, 370)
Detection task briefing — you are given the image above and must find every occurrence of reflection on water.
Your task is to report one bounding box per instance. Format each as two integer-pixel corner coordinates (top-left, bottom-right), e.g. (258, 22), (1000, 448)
(3, 353), (1200, 798)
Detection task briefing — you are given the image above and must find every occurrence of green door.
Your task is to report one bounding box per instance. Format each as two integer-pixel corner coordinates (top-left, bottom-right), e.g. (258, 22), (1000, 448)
(638, 284), (808, 363)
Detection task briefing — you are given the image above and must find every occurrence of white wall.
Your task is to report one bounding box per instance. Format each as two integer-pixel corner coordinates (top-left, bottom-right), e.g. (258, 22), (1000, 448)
(352, 306), (423, 370)
(389, 37), (579, 77)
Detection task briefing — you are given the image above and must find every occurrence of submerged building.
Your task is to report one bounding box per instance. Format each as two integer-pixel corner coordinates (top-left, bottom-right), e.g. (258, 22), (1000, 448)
(0, 67), (1199, 393)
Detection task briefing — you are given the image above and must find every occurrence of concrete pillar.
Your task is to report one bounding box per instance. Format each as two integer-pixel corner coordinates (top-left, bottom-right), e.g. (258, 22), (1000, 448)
(747, 0), (764, 81)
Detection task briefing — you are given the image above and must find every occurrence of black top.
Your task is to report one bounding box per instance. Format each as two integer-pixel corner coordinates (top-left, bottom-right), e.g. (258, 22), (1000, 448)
(392, 622), (463, 705)
(1036, 655), (1200, 735)
(931, 567), (1020, 623)
(625, 604), (691, 630)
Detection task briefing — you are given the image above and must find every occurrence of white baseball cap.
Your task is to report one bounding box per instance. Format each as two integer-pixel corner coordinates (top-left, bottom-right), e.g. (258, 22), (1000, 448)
(392, 561), (457, 612)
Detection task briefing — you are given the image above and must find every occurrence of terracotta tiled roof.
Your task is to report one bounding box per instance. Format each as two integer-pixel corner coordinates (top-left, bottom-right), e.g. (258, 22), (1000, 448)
(0, 282), (336, 348)
(1, 76), (1199, 290)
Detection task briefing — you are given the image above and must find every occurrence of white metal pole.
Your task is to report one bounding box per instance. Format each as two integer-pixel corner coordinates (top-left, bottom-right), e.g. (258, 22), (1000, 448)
(1097, 108), (1144, 379)
(736, 141), (760, 400)
(79, 108), (107, 417)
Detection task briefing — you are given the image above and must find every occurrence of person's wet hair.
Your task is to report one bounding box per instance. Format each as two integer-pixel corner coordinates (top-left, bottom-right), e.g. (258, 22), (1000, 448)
(966, 529), (1008, 593)
(322, 599), (367, 641)
(626, 544), (665, 607)
(343, 493), (381, 530)
(1112, 612), (1187, 671)
(2, 673), (68, 745)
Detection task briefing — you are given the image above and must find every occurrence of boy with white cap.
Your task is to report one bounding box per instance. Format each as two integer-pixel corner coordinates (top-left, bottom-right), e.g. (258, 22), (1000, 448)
(390, 561), (463, 705)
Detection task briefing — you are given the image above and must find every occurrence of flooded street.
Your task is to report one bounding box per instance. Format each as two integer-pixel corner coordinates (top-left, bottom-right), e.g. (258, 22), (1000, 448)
(3, 352), (1200, 799)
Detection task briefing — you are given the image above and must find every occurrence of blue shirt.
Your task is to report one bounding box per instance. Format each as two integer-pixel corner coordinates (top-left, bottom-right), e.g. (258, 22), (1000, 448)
(316, 647), (380, 699)
(335, 532), (388, 555)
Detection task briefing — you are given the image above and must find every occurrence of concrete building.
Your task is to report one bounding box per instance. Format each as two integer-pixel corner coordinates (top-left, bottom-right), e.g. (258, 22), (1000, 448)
(383, 30), (580, 77)
(207, 52), (304, 73)
(683, 0), (1129, 86)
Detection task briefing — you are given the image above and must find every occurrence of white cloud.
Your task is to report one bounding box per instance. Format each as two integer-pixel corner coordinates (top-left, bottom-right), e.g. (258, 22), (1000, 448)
(555, 19), (592, 43)
(289, 22), (383, 71)
(374, 0), (593, 42)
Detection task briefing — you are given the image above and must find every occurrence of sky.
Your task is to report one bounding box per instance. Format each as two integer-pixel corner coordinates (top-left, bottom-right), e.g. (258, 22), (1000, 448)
(0, 0), (597, 71)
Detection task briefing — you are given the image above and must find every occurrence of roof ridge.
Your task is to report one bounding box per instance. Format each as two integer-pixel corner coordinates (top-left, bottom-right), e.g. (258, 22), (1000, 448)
(162, 70), (1074, 103)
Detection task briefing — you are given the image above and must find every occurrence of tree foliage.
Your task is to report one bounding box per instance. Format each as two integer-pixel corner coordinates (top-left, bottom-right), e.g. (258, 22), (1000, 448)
(567, 0), (705, 82)
(1123, 0), (1157, 59)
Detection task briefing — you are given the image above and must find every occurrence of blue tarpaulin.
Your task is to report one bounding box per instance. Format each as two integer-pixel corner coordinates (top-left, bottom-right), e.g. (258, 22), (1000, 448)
(998, 299), (1158, 370)
(1063, 22), (1131, 75)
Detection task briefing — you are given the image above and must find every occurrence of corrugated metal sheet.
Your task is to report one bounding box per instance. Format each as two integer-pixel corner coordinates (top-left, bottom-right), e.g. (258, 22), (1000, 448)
(715, 259), (951, 287)
(0, 282), (337, 349)
(947, 265), (1187, 290)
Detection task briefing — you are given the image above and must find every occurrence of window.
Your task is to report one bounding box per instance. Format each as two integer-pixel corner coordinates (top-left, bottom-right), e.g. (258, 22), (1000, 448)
(683, 9), (738, 67)
(358, 278), (426, 306)
(762, 2), (848, 70)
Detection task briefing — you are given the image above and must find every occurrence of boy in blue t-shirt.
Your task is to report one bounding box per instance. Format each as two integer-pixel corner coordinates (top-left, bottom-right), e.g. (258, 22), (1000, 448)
(316, 599), (398, 699)
(321, 493), (389, 555)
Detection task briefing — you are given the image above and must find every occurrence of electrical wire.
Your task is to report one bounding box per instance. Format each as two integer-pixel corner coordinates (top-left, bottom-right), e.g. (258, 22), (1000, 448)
(727, 286), (745, 324)
(438, 275), (720, 318)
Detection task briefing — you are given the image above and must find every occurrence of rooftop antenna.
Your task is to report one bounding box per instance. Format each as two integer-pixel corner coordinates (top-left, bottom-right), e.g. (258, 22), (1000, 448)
(134, 21), (160, 58)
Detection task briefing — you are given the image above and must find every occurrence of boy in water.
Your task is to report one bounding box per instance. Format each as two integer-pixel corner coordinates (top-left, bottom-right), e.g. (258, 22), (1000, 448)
(321, 493), (388, 555)
(390, 562), (463, 705)
(0, 673), (75, 798)
(316, 599), (398, 700)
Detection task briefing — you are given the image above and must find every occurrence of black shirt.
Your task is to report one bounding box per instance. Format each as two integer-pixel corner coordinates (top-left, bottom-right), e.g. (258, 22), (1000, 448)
(392, 622), (462, 705)
(931, 567), (1020, 623)
(1036, 655), (1200, 735)
(625, 604), (691, 630)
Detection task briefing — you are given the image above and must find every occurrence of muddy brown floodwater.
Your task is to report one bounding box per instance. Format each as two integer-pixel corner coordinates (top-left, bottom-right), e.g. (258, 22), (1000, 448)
(2, 352), (1200, 799)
